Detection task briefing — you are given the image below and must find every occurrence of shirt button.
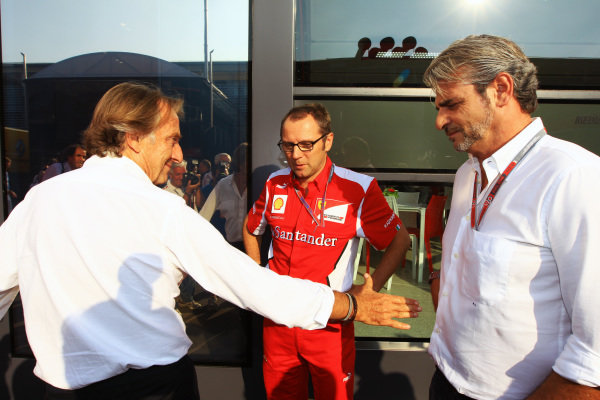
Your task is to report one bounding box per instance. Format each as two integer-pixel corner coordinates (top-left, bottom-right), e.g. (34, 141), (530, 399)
(435, 328), (441, 333)
(453, 253), (458, 259)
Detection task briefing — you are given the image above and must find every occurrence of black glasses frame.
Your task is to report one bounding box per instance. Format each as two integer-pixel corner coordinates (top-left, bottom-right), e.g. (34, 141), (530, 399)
(277, 133), (329, 153)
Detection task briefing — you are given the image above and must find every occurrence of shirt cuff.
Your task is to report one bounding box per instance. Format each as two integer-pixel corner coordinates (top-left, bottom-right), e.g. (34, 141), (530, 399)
(313, 288), (335, 328)
(553, 336), (600, 387)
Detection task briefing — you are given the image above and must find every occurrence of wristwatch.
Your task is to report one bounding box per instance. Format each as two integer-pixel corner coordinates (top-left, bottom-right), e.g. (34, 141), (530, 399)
(428, 270), (440, 284)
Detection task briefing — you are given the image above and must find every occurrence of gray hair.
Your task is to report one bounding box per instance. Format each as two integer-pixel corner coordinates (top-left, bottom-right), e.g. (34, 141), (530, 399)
(170, 160), (187, 172)
(423, 34), (538, 113)
(214, 153), (231, 164)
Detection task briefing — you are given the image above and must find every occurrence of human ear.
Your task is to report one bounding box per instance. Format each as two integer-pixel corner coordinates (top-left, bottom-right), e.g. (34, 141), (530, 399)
(492, 72), (514, 107)
(125, 132), (143, 153)
(325, 132), (334, 152)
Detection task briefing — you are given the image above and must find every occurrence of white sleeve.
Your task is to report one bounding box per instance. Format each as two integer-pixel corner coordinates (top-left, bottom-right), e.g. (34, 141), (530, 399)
(168, 204), (334, 330)
(199, 188), (217, 221)
(548, 164), (600, 387)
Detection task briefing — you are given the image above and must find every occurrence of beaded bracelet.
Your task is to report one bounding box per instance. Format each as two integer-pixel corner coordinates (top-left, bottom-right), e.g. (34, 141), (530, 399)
(341, 292), (358, 323)
(428, 270), (440, 285)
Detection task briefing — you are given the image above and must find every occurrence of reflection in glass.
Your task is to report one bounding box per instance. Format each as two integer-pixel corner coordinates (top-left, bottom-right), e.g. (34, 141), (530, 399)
(295, 0), (600, 88)
(2, 0), (251, 366)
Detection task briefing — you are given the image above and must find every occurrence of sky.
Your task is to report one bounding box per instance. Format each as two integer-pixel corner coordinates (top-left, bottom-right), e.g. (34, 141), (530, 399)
(3, 0), (600, 64)
(300, 0), (600, 61)
(1, 0), (249, 63)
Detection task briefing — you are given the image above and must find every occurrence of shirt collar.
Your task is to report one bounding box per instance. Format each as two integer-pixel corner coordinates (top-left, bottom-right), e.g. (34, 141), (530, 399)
(83, 154), (154, 184)
(290, 156), (333, 193)
(471, 117), (545, 178)
(224, 174), (239, 192)
(165, 179), (184, 193)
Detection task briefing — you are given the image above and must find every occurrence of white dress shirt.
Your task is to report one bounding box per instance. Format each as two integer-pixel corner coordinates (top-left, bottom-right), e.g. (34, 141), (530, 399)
(163, 179), (185, 198)
(199, 174), (246, 243)
(0, 155), (334, 390)
(430, 118), (600, 399)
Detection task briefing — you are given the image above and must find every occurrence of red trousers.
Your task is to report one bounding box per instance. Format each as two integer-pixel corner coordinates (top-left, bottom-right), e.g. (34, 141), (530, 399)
(262, 319), (355, 400)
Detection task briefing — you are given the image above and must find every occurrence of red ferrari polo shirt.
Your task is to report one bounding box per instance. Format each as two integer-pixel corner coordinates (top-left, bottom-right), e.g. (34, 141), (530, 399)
(247, 158), (402, 291)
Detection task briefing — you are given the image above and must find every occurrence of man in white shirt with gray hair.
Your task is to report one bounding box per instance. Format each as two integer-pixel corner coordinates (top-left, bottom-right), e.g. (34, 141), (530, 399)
(425, 34), (600, 399)
(164, 160), (201, 209)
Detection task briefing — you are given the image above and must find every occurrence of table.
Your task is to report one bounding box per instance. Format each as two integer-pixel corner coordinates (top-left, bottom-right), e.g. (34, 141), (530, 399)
(396, 203), (427, 283)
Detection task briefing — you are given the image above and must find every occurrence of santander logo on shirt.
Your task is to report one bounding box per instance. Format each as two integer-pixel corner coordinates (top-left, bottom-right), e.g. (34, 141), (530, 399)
(272, 226), (339, 247)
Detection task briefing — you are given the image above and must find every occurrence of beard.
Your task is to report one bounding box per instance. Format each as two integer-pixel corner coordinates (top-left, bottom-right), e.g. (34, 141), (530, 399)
(451, 97), (493, 153)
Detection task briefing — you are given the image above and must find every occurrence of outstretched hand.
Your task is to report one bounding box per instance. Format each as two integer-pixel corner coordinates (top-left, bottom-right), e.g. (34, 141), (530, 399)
(349, 273), (421, 330)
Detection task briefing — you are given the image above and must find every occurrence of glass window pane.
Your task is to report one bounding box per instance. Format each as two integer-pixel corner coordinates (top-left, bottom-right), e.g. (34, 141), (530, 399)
(295, 97), (600, 340)
(298, 99), (467, 171)
(2, 0), (250, 365)
(295, 0), (600, 88)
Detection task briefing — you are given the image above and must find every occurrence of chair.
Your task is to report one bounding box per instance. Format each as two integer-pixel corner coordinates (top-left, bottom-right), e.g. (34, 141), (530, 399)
(404, 195), (447, 274)
(393, 192), (419, 274)
(353, 194), (417, 291)
(353, 238), (394, 291)
(384, 195), (397, 214)
(395, 191), (419, 206)
(353, 237), (365, 282)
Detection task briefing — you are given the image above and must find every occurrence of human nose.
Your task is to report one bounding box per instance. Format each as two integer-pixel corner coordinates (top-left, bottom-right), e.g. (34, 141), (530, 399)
(172, 143), (183, 163)
(290, 145), (304, 159)
(435, 109), (448, 131)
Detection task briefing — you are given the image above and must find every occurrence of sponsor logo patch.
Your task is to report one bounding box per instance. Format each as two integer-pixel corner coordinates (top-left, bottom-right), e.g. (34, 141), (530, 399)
(313, 198), (348, 224)
(271, 195), (287, 214)
(384, 212), (395, 228)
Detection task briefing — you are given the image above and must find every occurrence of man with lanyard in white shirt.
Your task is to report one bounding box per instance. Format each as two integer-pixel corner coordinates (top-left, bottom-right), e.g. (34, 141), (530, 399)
(0, 82), (421, 400)
(424, 34), (600, 399)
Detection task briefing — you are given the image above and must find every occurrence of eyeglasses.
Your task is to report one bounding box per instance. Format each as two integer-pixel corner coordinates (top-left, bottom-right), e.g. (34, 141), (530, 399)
(278, 133), (329, 153)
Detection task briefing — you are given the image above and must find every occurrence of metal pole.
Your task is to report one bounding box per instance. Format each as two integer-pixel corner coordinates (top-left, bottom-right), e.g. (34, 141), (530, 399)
(204, 0), (208, 78)
(20, 52), (29, 130)
(20, 52), (28, 79)
(209, 49), (214, 129)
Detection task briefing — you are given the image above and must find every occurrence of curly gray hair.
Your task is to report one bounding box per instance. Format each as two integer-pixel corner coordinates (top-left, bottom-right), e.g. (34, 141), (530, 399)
(423, 34), (538, 113)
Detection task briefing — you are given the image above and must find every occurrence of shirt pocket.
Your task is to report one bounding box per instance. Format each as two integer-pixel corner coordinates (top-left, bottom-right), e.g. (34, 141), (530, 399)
(460, 229), (515, 306)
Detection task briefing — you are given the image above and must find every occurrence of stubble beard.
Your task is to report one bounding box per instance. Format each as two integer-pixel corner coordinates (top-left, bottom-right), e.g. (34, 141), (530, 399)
(455, 101), (493, 153)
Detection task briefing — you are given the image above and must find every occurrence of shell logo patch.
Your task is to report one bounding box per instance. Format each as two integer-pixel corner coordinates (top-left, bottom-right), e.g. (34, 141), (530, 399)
(272, 195), (288, 214)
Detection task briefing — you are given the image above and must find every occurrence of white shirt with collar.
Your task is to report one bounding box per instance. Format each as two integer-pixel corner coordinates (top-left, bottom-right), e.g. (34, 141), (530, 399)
(430, 117), (600, 399)
(0, 155), (334, 390)
(163, 179), (185, 198)
(199, 174), (246, 243)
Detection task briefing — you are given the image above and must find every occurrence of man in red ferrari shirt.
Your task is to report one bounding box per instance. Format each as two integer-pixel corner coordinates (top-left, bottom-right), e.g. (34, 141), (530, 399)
(243, 103), (413, 400)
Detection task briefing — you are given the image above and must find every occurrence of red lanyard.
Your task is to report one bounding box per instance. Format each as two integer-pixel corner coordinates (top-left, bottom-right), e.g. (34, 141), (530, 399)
(294, 164), (335, 227)
(471, 129), (546, 230)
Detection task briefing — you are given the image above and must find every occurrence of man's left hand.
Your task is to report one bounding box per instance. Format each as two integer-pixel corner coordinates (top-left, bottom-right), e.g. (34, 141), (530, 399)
(349, 273), (421, 329)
